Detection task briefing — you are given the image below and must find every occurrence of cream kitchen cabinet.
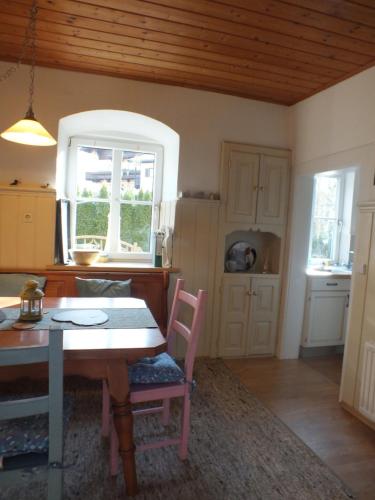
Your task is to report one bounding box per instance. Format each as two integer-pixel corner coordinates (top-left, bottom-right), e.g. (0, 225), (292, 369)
(301, 277), (350, 348)
(222, 143), (290, 226)
(0, 185), (56, 269)
(218, 274), (280, 357)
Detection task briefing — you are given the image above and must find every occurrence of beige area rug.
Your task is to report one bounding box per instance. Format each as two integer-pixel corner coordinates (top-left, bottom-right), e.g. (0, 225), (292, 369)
(2, 359), (354, 500)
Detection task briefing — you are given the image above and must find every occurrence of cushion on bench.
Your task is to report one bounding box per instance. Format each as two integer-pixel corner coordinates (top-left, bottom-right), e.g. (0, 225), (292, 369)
(0, 274), (46, 297)
(75, 277), (132, 298)
(129, 353), (185, 384)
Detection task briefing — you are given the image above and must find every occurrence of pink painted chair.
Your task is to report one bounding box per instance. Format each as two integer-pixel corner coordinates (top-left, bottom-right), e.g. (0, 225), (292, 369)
(102, 278), (207, 475)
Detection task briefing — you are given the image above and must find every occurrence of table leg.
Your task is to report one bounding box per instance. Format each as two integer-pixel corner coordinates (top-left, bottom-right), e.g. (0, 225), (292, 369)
(107, 359), (138, 496)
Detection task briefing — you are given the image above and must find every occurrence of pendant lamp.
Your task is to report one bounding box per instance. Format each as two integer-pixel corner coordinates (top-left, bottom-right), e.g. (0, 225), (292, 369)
(0, 0), (56, 147)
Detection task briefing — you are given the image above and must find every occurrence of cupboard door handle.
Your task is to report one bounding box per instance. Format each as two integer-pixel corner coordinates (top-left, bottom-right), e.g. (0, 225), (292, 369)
(326, 283), (338, 286)
(346, 294), (350, 307)
(253, 186), (258, 192)
(259, 186), (264, 191)
(246, 290), (257, 296)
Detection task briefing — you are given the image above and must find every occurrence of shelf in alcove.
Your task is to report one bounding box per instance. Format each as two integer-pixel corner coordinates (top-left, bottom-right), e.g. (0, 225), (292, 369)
(223, 272), (280, 278)
(224, 229), (281, 275)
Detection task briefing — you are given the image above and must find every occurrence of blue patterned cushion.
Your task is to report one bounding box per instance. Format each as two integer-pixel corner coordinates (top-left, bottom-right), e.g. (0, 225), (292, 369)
(0, 396), (72, 461)
(0, 413), (49, 459)
(129, 353), (185, 384)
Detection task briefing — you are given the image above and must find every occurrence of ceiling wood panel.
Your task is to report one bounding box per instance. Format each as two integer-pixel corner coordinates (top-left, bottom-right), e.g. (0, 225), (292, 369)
(0, 0), (374, 105)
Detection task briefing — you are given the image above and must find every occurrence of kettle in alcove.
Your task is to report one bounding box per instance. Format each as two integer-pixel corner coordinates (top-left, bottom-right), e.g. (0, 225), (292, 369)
(225, 242), (257, 272)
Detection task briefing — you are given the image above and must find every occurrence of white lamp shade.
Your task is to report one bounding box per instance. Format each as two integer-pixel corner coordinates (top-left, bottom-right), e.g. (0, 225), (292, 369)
(1, 118), (57, 146)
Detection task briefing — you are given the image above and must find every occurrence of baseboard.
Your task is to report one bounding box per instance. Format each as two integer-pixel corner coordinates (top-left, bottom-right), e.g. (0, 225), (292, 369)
(299, 345), (344, 358)
(340, 401), (375, 432)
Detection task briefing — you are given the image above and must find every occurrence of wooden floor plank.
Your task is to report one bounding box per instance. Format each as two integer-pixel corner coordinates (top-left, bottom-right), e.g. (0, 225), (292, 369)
(225, 355), (375, 500)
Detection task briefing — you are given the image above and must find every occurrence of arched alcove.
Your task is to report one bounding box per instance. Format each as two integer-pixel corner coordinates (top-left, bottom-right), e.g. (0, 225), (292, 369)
(224, 229), (281, 274)
(56, 109), (180, 200)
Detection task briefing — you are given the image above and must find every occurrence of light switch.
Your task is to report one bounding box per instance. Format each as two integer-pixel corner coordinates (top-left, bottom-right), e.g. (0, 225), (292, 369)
(23, 213), (33, 223)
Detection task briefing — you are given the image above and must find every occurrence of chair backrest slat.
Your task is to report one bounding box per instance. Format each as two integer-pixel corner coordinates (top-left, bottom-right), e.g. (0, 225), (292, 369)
(167, 279), (208, 382)
(0, 346), (49, 366)
(0, 396), (49, 420)
(172, 320), (190, 342)
(178, 290), (198, 308)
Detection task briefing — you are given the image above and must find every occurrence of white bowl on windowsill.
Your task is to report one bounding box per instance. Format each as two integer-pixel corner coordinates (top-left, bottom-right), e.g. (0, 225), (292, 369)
(70, 249), (100, 266)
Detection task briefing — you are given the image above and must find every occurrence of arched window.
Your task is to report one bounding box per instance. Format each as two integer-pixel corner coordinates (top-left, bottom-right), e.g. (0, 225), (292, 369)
(57, 110), (179, 262)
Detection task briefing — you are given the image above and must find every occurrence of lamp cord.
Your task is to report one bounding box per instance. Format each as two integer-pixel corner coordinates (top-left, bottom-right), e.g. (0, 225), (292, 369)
(28, 0), (38, 116)
(0, 0), (38, 114)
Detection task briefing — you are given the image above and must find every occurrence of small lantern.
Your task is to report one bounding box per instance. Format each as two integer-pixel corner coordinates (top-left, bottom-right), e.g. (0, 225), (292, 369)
(19, 280), (44, 321)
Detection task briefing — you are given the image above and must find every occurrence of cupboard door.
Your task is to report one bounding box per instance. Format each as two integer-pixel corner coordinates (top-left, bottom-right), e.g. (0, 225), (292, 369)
(218, 275), (250, 357)
(225, 151), (259, 224)
(247, 278), (280, 355)
(257, 155), (289, 225)
(303, 292), (347, 347)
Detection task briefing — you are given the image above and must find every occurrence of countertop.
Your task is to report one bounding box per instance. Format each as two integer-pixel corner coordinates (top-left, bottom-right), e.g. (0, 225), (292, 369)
(306, 268), (352, 279)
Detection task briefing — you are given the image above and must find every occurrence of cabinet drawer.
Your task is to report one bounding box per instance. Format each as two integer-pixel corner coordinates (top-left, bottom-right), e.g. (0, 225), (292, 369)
(310, 277), (350, 292)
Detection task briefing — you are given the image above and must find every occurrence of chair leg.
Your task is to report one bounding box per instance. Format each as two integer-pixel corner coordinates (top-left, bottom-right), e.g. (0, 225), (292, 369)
(102, 380), (110, 438)
(110, 418), (120, 476)
(179, 394), (191, 461)
(48, 467), (63, 500)
(161, 398), (170, 426)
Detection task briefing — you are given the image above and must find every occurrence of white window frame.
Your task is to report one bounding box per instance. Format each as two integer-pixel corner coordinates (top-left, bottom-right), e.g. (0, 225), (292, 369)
(67, 136), (163, 262)
(308, 173), (345, 266)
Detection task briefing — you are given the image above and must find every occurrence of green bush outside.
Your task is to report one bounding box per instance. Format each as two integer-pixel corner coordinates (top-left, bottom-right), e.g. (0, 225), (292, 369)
(76, 183), (152, 252)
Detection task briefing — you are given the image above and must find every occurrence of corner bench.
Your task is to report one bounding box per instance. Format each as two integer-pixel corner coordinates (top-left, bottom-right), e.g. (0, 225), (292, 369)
(0, 267), (169, 333)
(0, 267), (172, 382)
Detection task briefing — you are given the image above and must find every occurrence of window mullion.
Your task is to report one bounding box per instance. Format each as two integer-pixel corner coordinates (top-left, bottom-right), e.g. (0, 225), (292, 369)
(68, 143), (78, 248)
(106, 149), (122, 254)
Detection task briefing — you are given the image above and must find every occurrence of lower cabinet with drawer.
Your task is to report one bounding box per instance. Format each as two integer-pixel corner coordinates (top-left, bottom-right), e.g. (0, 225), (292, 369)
(218, 274), (280, 357)
(302, 276), (351, 347)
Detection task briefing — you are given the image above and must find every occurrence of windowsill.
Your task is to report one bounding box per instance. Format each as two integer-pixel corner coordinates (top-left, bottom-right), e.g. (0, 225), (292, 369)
(46, 262), (179, 273)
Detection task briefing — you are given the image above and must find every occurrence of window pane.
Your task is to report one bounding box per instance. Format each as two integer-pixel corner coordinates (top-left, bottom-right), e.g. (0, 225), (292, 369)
(120, 203), (152, 253)
(76, 146), (112, 199)
(120, 151), (155, 201)
(311, 219), (337, 260)
(75, 201), (110, 251)
(314, 177), (339, 218)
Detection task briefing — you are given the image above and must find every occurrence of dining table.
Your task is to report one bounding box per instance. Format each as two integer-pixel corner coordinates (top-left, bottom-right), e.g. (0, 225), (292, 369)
(0, 296), (167, 497)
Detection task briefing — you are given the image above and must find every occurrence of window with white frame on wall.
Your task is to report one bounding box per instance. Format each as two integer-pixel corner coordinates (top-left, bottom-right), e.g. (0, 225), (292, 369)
(67, 137), (163, 261)
(308, 170), (356, 267)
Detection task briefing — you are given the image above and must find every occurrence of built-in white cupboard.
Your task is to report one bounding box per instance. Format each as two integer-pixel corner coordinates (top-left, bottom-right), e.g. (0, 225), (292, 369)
(341, 203), (375, 424)
(213, 142), (290, 358)
(302, 277), (350, 348)
(222, 145), (289, 226)
(219, 275), (280, 357)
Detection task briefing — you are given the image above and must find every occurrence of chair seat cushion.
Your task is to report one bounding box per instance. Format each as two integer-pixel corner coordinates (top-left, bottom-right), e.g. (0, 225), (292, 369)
(0, 395), (72, 462)
(0, 413), (49, 459)
(129, 353), (185, 384)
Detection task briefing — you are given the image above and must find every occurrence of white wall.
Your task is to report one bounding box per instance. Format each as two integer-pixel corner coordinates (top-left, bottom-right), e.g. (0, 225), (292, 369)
(280, 67), (375, 359)
(0, 63), (288, 192)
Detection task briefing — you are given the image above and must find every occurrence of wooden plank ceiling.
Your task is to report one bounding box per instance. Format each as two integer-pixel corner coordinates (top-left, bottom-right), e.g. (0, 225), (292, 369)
(0, 0), (375, 105)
